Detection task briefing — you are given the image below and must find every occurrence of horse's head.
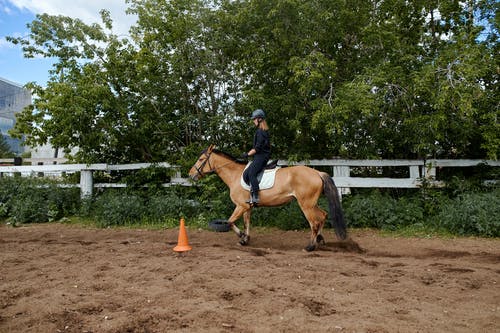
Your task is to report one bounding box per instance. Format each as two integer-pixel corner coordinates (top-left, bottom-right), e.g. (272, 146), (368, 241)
(189, 144), (216, 181)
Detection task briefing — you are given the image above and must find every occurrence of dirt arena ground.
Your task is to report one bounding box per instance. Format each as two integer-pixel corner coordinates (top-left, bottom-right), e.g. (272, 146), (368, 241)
(1, 223), (499, 333)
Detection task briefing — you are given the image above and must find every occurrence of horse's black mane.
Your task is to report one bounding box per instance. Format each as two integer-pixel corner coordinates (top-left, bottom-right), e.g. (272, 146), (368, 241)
(212, 149), (247, 165)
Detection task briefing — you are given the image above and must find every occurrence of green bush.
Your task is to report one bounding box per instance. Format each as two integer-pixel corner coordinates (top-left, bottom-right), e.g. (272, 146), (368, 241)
(145, 192), (200, 222)
(84, 186), (206, 227)
(89, 191), (145, 227)
(1, 176), (498, 238)
(343, 191), (424, 230)
(251, 201), (309, 230)
(434, 189), (500, 237)
(0, 177), (80, 223)
(418, 188), (452, 217)
(194, 175), (234, 219)
(342, 188), (499, 237)
(0, 178), (17, 219)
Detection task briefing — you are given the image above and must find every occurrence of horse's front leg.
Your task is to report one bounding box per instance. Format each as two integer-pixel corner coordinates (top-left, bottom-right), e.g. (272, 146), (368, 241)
(239, 209), (252, 245)
(227, 205), (251, 245)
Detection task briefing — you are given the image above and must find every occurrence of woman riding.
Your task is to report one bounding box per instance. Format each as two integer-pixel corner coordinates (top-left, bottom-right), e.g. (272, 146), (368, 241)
(241, 109), (271, 206)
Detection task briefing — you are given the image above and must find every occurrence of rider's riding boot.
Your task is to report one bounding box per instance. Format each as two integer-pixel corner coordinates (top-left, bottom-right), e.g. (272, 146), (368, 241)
(246, 190), (260, 206)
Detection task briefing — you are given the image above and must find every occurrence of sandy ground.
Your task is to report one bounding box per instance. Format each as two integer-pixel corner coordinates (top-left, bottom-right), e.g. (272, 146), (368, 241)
(0, 223), (499, 333)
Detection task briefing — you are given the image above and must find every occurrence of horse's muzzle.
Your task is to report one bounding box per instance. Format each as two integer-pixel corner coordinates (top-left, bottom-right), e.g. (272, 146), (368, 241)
(189, 169), (202, 181)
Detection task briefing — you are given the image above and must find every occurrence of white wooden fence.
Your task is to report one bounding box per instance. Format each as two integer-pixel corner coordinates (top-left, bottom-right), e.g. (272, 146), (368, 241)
(0, 159), (187, 198)
(280, 158), (499, 196)
(1, 158), (498, 198)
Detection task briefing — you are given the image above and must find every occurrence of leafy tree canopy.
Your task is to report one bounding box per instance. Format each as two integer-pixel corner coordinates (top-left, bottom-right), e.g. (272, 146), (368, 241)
(8, 0), (499, 164)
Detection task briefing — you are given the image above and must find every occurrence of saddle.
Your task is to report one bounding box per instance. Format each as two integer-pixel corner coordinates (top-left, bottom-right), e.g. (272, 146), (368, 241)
(240, 160), (280, 191)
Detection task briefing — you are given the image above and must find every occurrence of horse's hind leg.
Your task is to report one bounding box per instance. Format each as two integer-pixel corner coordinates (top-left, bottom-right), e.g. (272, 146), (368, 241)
(301, 206), (327, 251)
(316, 207), (327, 245)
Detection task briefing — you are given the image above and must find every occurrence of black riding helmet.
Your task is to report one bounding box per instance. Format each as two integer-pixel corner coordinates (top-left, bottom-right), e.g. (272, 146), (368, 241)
(251, 109), (266, 120)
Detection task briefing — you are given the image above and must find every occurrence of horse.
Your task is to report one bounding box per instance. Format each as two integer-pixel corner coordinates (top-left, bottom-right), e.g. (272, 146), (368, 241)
(189, 144), (348, 251)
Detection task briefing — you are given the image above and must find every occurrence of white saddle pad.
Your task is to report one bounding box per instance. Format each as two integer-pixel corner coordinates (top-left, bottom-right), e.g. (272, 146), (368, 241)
(240, 163), (280, 191)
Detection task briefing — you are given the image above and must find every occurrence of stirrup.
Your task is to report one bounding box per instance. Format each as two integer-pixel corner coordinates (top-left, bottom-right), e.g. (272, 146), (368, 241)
(246, 197), (258, 206)
(247, 201), (259, 207)
(246, 191), (259, 206)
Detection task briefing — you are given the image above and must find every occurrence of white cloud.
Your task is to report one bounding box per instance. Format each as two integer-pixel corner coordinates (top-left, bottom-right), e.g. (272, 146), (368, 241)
(7, 0), (136, 36)
(0, 37), (13, 49)
(1, 4), (12, 15)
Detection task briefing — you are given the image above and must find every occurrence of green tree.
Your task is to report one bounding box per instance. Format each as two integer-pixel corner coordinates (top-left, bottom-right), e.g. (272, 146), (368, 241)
(0, 132), (13, 158)
(7, 0), (498, 163)
(8, 2), (248, 163)
(8, 12), (139, 163)
(227, 0), (369, 159)
(279, 0), (499, 159)
(127, 0), (246, 155)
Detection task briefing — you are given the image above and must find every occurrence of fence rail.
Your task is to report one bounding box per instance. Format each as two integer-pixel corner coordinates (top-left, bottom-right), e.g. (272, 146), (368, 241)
(0, 158), (498, 198)
(280, 158), (499, 195)
(0, 160), (187, 198)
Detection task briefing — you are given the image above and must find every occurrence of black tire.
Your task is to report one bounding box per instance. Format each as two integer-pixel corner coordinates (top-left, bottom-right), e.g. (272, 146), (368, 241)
(208, 219), (231, 232)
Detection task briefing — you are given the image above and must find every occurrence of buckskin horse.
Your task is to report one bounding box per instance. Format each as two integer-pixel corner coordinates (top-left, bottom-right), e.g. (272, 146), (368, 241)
(189, 144), (348, 251)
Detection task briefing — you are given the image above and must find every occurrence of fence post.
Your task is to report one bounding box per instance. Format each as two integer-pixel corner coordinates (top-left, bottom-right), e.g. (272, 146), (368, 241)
(333, 165), (351, 197)
(37, 162), (44, 177)
(409, 165), (420, 179)
(80, 170), (94, 198)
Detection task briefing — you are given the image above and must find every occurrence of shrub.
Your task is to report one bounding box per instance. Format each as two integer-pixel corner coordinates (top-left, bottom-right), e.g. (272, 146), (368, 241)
(0, 177), (18, 219)
(89, 191), (145, 227)
(84, 185), (207, 227)
(145, 192), (199, 222)
(251, 200), (309, 230)
(343, 191), (424, 230)
(0, 178), (80, 223)
(434, 189), (500, 237)
(418, 188), (451, 217)
(2, 176), (498, 238)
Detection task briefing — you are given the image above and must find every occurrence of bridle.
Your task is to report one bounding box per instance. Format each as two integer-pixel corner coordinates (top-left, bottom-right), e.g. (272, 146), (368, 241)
(193, 149), (239, 179)
(194, 149), (215, 178)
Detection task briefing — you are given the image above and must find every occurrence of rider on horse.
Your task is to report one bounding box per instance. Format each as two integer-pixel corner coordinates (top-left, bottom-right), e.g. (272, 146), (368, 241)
(241, 109), (271, 206)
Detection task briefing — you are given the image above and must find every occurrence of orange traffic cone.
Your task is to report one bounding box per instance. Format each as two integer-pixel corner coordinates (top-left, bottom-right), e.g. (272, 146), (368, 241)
(173, 218), (192, 252)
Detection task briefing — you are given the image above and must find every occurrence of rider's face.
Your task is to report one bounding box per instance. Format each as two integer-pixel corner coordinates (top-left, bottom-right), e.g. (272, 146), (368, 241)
(252, 118), (259, 127)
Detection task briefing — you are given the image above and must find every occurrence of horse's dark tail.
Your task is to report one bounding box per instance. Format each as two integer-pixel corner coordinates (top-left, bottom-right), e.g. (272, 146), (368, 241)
(320, 172), (348, 240)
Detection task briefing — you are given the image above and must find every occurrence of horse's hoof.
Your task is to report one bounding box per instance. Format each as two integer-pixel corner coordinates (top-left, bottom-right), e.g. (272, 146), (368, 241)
(305, 244), (316, 252)
(239, 233), (250, 246)
(317, 234), (325, 245)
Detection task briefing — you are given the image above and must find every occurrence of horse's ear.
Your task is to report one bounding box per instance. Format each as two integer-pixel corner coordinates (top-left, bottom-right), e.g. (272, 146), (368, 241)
(208, 144), (215, 152)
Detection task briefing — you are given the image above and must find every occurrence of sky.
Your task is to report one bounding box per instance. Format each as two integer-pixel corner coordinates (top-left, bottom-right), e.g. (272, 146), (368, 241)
(0, 0), (136, 87)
